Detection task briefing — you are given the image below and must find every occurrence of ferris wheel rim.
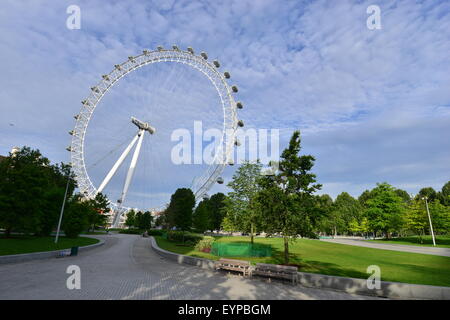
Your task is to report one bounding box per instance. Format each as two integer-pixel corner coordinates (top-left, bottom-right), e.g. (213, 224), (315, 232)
(69, 47), (240, 212)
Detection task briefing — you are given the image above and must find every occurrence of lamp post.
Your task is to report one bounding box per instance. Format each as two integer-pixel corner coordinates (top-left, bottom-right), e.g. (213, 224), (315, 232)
(55, 173), (71, 244)
(422, 196), (436, 247)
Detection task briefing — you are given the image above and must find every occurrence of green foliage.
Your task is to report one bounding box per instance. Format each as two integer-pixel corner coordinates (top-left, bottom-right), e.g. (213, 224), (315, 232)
(194, 238), (215, 252)
(125, 209), (136, 228)
(223, 161), (263, 241)
(0, 147), (76, 237)
(331, 192), (364, 235)
(427, 200), (450, 234)
(208, 192), (226, 231)
(418, 187), (438, 202)
(193, 199), (210, 233)
(85, 192), (110, 231)
(404, 198), (429, 242)
(146, 229), (165, 236)
(118, 228), (142, 234)
(440, 181), (450, 206)
(365, 183), (405, 237)
(166, 188), (195, 231)
(139, 211), (153, 230)
(166, 230), (202, 245)
(254, 130), (322, 264)
(62, 194), (90, 238)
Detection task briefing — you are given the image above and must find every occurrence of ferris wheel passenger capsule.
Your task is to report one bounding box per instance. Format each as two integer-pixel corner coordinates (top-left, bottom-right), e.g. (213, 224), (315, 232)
(234, 138), (241, 146)
(224, 71), (230, 79)
(187, 47), (194, 54)
(69, 130), (74, 136)
(114, 64), (122, 71)
(172, 45), (179, 51)
(66, 146), (71, 152)
(213, 60), (220, 68)
(102, 75), (110, 81)
(217, 177), (224, 184)
(143, 49), (150, 55)
(201, 52), (208, 60)
(237, 120), (244, 127)
(128, 56), (136, 63)
(74, 114), (79, 120)
(236, 101), (243, 109)
(81, 100), (90, 106)
(91, 86), (100, 93)
(232, 85), (238, 93)
(157, 45), (164, 51)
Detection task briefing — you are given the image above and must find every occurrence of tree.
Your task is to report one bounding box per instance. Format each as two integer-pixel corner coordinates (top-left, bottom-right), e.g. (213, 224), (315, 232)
(193, 199), (210, 233)
(349, 217), (369, 236)
(427, 200), (450, 234)
(224, 161), (263, 243)
(315, 194), (335, 235)
(86, 192), (110, 231)
(254, 130), (322, 264)
(418, 187), (438, 203)
(208, 192), (226, 232)
(404, 198), (429, 243)
(440, 181), (450, 206)
(135, 211), (144, 229)
(125, 209), (136, 228)
(365, 183), (405, 238)
(395, 189), (411, 204)
(0, 147), (76, 237)
(332, 192), (363, 235)
(139, 211), (153, 230)
(167, 188), (195, 237)
(358, 189), (373, 207)
(63, 194), (90, 238)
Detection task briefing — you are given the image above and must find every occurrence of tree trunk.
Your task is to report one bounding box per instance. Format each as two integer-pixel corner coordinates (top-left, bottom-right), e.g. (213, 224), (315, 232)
(250, 223), (254, 244)
(5, 228), (11, 238)
(283, 236), (289, 265)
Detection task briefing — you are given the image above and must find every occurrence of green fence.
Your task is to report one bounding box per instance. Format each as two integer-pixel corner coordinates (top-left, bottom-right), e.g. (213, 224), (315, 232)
(211, 242), (272, 257)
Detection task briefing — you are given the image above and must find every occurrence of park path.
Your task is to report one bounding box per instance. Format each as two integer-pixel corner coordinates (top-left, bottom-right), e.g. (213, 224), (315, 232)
(320, 238), (450, 257)
(0, 233), (381, 300)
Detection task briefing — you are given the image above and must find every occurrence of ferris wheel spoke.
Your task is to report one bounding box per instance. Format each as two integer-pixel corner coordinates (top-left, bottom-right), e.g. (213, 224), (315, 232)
(97, 133), (140, 194)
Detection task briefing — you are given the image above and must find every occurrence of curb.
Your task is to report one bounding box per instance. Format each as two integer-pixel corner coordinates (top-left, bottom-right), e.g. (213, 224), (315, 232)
(149, 236), (450, 300)
(0, 236), (105, 265)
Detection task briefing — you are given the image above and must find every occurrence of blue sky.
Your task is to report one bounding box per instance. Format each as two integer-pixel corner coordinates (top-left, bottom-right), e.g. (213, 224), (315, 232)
(0, 0), (449, 209)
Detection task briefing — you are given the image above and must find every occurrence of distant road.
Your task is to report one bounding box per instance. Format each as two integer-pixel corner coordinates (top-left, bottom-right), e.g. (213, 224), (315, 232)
(0, 234), (381, 300)
(320, 238), (450, 257)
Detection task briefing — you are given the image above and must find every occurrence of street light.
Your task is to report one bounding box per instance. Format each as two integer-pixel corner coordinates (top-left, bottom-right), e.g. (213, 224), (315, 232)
(55, 172), (71, 244)
(422, 196), (436, 246)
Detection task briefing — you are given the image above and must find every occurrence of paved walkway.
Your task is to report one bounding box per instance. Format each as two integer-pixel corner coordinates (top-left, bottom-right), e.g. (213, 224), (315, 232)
(320, 239), (450, 257)
(0, 234), (382, 300)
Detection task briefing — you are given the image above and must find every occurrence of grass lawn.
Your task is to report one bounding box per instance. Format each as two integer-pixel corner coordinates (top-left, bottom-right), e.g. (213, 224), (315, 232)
(368, 235), (450, 248)
(0, 235), (99, 256)
(155, 235), (450, 287)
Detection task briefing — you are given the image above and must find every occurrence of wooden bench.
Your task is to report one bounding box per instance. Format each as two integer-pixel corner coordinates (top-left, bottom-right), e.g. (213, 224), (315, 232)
(252, 263), (298, 284)
(214, 258), (252, 277)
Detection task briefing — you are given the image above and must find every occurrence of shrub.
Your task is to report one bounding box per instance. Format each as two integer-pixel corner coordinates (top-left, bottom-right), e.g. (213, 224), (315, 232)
(194, 238), (214, 252)
(147, 229), (165, 236)
(167, 230), (203, 244)
(118, 228), (143, 235)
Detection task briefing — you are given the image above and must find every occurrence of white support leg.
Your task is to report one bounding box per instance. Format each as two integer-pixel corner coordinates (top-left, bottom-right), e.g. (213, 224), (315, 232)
(113, 129), (145, 227)
(97, 133), (140, 194)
